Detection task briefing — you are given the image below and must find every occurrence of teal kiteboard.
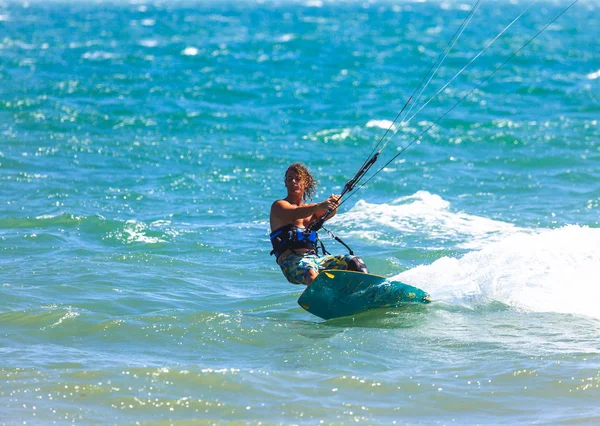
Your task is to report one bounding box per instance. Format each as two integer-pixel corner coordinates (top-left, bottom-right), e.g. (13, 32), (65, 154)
(298, 270), (431, 320)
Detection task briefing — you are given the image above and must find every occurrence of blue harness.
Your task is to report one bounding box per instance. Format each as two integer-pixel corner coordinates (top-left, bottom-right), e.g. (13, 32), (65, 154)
(269, 224), (319, 260)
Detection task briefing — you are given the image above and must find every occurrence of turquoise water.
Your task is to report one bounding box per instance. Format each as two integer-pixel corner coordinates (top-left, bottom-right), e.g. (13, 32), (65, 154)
(1, 0), (599, 424)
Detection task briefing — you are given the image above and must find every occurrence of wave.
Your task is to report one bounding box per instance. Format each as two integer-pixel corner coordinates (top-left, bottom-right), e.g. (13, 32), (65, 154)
(395, 225), (600, 319)
(333, 191), (525, 250)
(0, 213), (187, 245)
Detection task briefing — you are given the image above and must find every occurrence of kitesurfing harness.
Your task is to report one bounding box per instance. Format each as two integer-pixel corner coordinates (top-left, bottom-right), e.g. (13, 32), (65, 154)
(270, 223), (357, 260)
(269, 223), (367, 272)
(270, 224), (320, 260)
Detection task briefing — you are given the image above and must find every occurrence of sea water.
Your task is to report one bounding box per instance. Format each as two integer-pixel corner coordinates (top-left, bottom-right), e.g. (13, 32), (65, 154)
(1, 0), (599, 424)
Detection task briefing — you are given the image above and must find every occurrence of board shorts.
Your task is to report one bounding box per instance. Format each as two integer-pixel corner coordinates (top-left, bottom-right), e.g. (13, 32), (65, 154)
(276, 251), (356, 285)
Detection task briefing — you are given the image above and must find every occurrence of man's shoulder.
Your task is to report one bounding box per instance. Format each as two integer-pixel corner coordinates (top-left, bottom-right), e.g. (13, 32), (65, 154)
(271, 198), (291, 209)
(270, 199), (288, 231)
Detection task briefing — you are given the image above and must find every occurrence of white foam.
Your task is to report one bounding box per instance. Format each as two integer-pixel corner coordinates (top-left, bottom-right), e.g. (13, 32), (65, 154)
(82, 51), (118, 61)
(306, 127), (353, 143)
(305, 0), (323, 7)
(587, 69), (600, 80)
(139, 39), (158, 48)
(395, 225), (600, 319)
(277, 34), (296, 42)
(182, 47), (199, 56)
(107, 220), (167, 244)
(366, 119), (397, 132)
(333, 191), (523, 250)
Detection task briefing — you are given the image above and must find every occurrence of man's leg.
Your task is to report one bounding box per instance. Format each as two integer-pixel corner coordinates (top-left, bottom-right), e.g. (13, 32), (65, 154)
(305, 268), (319, 286)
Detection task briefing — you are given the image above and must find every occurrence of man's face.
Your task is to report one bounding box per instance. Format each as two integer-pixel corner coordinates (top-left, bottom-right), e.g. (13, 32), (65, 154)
(285, 170), (305, 196)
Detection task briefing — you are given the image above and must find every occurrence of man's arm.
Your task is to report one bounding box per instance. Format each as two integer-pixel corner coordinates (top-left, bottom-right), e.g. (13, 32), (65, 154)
(271, 196), (339, 230)
(271, 199), (328, 225)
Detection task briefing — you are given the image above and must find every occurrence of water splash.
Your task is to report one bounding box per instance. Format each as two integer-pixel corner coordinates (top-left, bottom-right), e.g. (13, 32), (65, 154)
(396, 225), (600, 318)
(335, 191), (525, 250)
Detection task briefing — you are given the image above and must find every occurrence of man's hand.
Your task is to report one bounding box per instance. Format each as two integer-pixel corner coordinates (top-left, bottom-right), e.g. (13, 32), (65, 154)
(319, 194), (340, 211)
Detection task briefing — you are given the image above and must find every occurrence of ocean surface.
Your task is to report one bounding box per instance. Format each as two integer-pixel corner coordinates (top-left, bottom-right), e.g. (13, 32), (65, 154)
(1, 0), (599, 424)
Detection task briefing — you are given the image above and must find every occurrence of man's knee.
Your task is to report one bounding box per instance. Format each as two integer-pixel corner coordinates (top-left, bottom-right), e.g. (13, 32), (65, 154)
(347, 256), (368, 273)
(305, 269), (319, 285)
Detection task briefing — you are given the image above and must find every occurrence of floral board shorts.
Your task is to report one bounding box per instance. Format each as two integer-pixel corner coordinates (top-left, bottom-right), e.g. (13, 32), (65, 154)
(276, 251), (355, 285)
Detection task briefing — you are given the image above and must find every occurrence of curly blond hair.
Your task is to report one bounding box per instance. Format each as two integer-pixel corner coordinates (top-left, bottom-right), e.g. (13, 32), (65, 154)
(285, 163), (318, 202)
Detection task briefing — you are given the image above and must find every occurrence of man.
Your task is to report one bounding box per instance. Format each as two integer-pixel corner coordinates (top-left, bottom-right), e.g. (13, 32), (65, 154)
(269, 162), (368, 286)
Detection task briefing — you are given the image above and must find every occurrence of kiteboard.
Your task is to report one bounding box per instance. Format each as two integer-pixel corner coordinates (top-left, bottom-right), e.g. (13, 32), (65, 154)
(298, 269), (431, 320)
